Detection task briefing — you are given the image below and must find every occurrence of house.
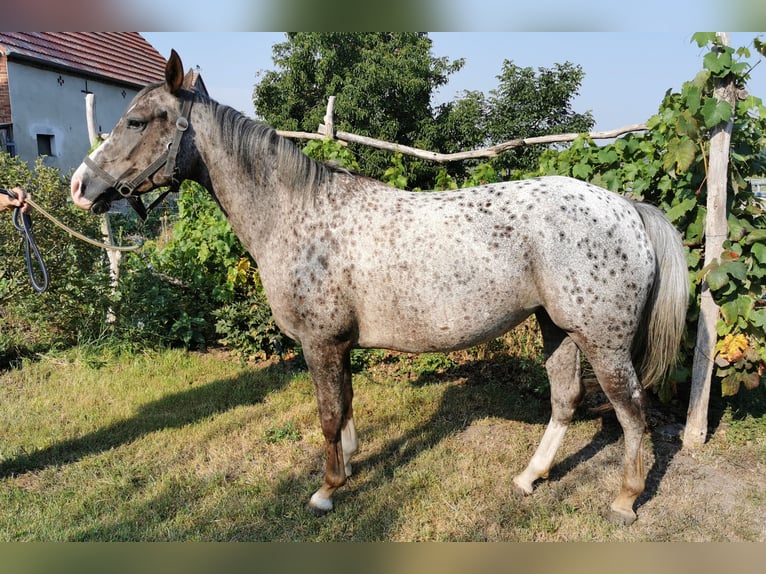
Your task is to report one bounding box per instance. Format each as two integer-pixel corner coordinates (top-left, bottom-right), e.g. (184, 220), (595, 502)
(752, 178), (766, 208)
(0, 32), (166, 174)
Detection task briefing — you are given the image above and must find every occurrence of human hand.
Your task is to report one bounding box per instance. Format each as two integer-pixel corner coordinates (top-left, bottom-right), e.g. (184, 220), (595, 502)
(0, 187), (30, 213)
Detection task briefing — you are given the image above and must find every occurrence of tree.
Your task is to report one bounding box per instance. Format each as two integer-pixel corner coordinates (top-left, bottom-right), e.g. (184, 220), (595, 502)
(255, 34), (596, 189)
(433, 60), (594, 182)
(485, 60), (594, 176)
(254, 32), (464, 187)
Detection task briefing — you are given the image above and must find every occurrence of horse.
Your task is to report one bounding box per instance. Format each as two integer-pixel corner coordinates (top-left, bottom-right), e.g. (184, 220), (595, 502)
(70, 50), (688, 526)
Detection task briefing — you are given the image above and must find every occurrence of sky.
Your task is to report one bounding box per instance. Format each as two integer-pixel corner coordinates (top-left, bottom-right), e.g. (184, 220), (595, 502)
(141, 32), (766, 134)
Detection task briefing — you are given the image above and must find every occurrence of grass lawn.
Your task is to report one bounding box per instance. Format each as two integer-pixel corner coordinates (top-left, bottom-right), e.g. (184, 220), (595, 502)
(1, 339), (764, 541)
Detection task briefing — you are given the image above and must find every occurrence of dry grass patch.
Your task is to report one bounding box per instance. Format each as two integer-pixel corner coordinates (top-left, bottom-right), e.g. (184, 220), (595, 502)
(1, 342), (764, 541)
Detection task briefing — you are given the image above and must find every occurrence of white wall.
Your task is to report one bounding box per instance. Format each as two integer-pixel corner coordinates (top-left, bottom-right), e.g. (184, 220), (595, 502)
(7, 60), (143, 175)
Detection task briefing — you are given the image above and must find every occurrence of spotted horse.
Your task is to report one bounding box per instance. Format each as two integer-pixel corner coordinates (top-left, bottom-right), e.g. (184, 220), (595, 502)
(70, 50), (688, 525)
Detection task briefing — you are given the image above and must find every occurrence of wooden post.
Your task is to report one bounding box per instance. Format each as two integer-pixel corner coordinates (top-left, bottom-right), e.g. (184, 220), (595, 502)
(85, 93), (121, 322)
(321, 96), (335, 138)
(684, 33), (736, 449)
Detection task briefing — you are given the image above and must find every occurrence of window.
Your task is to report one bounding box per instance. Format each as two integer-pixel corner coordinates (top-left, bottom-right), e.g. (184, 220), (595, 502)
(37, 133), (54, 156)
(0, 127), (15, 156)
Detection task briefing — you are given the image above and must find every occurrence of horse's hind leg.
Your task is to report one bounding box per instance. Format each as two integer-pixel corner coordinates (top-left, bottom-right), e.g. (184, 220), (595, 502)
(513, 311), (584, 495)
(341, 374), (358, 477)
(302, 339), (356, 515)
(585, 349), (647, 526)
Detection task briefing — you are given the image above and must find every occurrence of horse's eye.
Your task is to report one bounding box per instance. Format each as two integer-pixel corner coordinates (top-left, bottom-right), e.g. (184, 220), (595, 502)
(127, 119), (147, 130)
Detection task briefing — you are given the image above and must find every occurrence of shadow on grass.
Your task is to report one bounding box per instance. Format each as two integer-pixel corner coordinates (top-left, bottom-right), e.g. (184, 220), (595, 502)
(70, 353), (558, 541)
(3, 349), (687, 540)
(340, 354), (685, 536)
(0, 358), (300, 479)
(707, 378), (766, 433)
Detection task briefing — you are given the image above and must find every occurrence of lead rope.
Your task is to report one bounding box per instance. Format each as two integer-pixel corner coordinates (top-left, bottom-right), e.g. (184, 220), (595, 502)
(10, 198), (48, 292)
(2, 188), (141, 293)
(23, 195), (141, 252)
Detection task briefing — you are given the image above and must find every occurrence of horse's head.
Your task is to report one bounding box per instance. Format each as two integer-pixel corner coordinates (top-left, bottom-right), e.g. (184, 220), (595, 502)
(70, 50), (198, 219)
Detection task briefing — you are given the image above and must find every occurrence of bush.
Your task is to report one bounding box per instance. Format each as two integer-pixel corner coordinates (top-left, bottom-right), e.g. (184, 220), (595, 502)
(213, 259), (289, 361)
(1, 153), (112, 366)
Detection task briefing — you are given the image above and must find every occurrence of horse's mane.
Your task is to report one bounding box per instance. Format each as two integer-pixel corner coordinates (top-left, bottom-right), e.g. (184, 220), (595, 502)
(204, 97), (348, 193)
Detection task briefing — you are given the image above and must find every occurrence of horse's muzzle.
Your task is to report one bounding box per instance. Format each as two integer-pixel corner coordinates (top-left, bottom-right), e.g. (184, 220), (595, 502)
(91, 198), (112, 215)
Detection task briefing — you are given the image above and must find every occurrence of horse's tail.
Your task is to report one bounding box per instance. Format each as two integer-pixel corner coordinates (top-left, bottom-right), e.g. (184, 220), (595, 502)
(630, 202), (689, 389)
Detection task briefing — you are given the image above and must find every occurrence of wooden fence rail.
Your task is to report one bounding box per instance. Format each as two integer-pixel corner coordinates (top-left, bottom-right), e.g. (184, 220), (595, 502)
(276, 96), (647, 163)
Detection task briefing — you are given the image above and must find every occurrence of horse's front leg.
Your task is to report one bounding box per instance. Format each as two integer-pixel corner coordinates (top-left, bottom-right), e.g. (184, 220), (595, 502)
(303, 339), (356, 515)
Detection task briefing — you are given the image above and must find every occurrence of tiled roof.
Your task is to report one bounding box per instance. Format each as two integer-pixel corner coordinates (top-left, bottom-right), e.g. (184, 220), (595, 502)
(0, 32), (165, 87)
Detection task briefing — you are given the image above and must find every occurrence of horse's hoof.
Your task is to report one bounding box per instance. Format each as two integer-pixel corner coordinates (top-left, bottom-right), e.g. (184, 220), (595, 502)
(306, 502), (331, 517)
(307, 491), (334, 516)
(511, 477), (534, 497)
(606, 508), (637, 526)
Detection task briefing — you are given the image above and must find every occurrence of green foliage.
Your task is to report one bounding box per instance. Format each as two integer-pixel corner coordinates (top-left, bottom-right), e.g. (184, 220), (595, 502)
(109, 181), (289, 359)
(108, 183), (224, 349)
(263, 420), (302, 444)
(255, 33), (594, 191)
(532, 34), (766, 399)
(434, 60), (594, 183)
(382, 152), (410, 189)
(302, 138), (360, 171)
(213, 258), (288, 361)
(254, 32), (463, 188)
(1, 153), (112, 366)
(462, 162), (500, 187)
(408, 352), (456, 378)
(484, 60), (595, 175)
(433, 167), (459, 191)
(350, 348), (389, 372)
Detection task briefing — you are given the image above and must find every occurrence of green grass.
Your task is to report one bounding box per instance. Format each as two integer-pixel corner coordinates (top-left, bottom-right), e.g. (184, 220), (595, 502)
(1, 341), (764, 541)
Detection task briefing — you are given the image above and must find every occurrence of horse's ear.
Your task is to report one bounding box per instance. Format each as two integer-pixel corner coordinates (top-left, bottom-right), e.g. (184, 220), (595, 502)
(165, 49), (184, 94)
(181, 70), (196, 90)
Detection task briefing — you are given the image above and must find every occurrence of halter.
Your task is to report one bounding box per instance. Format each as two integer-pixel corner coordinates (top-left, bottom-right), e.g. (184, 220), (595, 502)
(84, 96), (193, 221)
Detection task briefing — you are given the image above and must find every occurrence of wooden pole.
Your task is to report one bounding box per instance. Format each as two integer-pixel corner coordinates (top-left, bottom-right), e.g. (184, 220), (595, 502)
(277, 100), (646, 163)
(85, 93), (120, 323)
(319, 95), (335, 138)
(684, 33), (736, 449)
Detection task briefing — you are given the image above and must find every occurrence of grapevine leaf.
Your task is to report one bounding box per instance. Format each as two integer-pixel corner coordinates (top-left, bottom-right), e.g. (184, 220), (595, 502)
(596, 148), (618, 165)
(674, 138), (697, 172)
(720, 295), (754, 325)
(683, 85), (702, 115)
(720, 259), (748, 282)
(686, 206), (706, 244)
(727, 214), (749, 241)
(692, 32), (717, 48)
(675, 108), (699, 136)
(752, 242), (766, 264)
(664, 196), (697, 222)
(743, 228), (766, 245)
(750, 308), (766, 329)
(701, 97), (733, 128)
(703, 47), (733, 77)
(687, 249), (701, 268)
(705, 264), (729, 291)
(572, 162), (592, 180)
(720, 374), (741, 397)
